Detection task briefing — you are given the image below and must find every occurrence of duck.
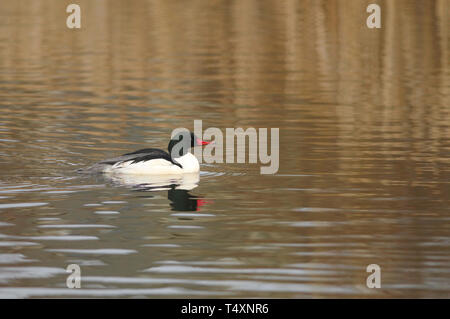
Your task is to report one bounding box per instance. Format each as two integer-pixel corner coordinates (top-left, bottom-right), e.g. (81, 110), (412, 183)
(79, 131), (210, 175)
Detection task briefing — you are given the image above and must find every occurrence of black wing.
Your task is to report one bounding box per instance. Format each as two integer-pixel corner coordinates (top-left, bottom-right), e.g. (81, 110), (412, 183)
(78, 148), (182, 174)
(101, 148), (182, 168)
(122, 148), (166, 156)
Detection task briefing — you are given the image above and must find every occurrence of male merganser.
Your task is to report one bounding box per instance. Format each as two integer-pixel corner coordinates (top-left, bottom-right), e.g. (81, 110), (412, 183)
(79, 131), (210, 175)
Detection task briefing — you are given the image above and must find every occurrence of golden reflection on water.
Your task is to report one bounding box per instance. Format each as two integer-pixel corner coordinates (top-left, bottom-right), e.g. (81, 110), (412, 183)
(0, 0), (449, 298)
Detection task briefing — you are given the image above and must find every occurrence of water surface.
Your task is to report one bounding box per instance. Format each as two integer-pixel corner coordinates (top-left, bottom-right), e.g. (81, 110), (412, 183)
(0, 0), (449, 298)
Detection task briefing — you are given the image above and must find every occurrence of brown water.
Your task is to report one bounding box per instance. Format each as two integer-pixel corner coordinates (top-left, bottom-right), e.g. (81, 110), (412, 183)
(0, 0), (449, 298)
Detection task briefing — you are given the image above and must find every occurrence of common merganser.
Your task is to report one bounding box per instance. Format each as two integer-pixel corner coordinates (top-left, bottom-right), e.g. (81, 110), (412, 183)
(79, 131), (210, 175)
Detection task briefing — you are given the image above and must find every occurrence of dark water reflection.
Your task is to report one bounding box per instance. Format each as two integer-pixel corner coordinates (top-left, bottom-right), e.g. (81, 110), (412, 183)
(0, 0), (449, 298)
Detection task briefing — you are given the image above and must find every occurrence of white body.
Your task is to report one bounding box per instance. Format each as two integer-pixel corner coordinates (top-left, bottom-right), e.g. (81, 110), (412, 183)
(105, 153), (200, 175)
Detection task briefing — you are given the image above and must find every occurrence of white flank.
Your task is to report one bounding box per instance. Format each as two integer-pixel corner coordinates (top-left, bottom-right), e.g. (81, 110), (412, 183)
(105, 153), (199, 175)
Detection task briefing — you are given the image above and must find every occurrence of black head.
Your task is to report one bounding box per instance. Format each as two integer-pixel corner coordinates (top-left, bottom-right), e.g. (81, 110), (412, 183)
(167, 131), (210, 158)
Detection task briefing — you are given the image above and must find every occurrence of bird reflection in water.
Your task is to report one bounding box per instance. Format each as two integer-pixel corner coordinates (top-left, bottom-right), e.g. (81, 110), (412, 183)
(168, 189), (208, 211)
(103, 172), (210, 211)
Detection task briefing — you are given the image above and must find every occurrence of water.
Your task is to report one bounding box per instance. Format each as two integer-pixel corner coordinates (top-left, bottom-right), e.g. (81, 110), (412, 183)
(0, 0), (449, 298)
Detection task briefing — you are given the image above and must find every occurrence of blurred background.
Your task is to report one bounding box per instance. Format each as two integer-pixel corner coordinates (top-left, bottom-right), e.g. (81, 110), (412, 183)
(0, 0), (448, 298)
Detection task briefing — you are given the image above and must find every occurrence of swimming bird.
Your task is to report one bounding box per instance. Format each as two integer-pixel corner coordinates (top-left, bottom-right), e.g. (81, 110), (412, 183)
(79, 131), (210, 175)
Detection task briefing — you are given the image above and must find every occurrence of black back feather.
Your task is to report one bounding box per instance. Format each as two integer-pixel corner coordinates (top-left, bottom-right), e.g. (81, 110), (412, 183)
(101, 148), (182, 168)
